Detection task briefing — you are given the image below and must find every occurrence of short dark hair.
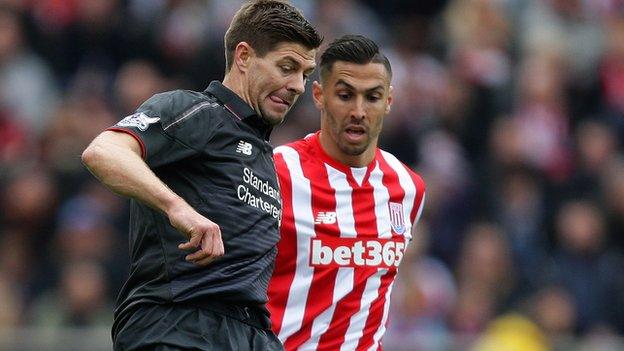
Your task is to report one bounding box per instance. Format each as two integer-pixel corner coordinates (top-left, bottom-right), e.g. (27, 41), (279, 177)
(224, 0), (322, 72)
(320, 34), (392, 82)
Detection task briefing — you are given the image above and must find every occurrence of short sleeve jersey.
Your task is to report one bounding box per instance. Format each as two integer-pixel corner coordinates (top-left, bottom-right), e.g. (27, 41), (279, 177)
(108, 81), (282, 335)
(267, 132), (426, 351)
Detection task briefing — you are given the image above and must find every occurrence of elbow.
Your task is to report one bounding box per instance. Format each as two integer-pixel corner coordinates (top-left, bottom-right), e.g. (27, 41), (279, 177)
(81, 142), (105, 170)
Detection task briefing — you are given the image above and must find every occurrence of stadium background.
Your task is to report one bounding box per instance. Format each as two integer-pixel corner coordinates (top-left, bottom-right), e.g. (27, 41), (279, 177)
(0, 0), (623, 350)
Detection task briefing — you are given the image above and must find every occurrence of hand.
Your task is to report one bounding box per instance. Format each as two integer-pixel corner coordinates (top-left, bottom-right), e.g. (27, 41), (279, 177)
(168, 200), (225, 266)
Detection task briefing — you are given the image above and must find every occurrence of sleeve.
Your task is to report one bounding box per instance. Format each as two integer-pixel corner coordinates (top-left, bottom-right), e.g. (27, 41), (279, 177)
(108, 91), (212, 168)
(409, 170), (426, 225)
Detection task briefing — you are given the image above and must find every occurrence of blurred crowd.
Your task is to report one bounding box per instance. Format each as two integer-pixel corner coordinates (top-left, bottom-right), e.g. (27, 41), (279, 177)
(0, 0), (623, 350)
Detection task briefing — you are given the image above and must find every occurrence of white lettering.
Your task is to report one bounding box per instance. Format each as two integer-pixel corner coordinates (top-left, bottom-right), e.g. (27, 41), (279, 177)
(334, 246), (351, 265)
(237, 184), (281, 219)
(312, 239), (333, 265)
(241, 167), (280, 201)
(394, 242), (405, 267)
(352, 241), (365, 266)
(366, 241), (383, 266)
(382, 241), (395, 266)
(310, 238), (407, 268)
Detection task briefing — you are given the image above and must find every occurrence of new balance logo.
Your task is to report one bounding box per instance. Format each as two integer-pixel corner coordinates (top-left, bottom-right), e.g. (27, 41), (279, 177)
(236, 140), (253, 155)
(315, 212), (337, 224)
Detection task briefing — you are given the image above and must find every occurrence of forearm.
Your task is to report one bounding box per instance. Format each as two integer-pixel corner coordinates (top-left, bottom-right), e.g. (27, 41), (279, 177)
(81, 132), (184, 215)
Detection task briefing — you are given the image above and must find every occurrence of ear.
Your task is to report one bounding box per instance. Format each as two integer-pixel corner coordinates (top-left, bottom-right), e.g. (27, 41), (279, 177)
(233, 42), (254, 72)
(312, 81), (324, 110)
(385, 85), (394, 114)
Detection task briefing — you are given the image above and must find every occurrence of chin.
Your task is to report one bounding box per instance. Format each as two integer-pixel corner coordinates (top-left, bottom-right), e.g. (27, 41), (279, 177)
(263, 114), (286, 126)
(340, 144), (368, 156)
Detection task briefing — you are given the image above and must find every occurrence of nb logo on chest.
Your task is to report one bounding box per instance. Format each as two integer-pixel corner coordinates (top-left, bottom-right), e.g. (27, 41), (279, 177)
(315, 211), (337, 224)
(236, 140), (253, 155)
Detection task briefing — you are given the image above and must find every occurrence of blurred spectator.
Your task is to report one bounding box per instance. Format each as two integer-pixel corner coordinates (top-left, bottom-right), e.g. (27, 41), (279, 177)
(30, 260), (112, 327)
(489, 167), (549, 294)
(470, 313), (549, 351)
(315, 0), (388, 46)
(444, 0), (513, 160)
(113, 59), (167, 116)
(0, 272), (22, 327)
(385, 221), (457, 350)
(417, 129), (474, 267)
(519, 0), (604, 120)
(450, 222), (516, 339)
(599, 14), (624, 139)
(566, 118), (620, 200)
(513, 51), (572, 182)
(601, 159), (624, 251)
(0, 6), (59, 135)
(548, 199), (624, 333)
(530, 285), (578, 350)
(454, 222), (516, 313)
(0, 1), (621, 349)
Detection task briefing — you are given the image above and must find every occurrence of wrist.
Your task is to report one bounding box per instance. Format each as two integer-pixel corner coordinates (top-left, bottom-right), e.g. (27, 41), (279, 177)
(162, 193), (187, 217)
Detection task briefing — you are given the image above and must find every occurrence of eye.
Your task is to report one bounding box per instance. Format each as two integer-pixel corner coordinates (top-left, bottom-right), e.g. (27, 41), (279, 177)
(280, 65), (294, 73)
(338, 92), (351, 101)
(367, 95), (381, 102)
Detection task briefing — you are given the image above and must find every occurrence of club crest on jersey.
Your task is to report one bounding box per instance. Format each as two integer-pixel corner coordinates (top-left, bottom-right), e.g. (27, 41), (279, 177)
(389, 202), (406, 234)
(117, 112), (160, 131)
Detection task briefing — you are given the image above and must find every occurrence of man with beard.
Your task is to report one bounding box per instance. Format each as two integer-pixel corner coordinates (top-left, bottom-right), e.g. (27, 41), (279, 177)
(81, 1), (321, 349)
(267, 35), (426, 350)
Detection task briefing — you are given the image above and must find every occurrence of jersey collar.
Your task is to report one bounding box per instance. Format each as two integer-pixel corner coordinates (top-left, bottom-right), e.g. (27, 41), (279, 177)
(204, 81), (273, 140)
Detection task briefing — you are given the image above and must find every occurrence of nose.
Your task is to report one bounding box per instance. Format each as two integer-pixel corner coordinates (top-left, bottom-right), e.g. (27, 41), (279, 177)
(286, 75), (306, 95)
(351, 97), (366, 120)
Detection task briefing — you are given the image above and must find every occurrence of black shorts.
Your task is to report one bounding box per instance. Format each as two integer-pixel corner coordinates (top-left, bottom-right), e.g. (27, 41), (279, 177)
(113, 303), (283, 351)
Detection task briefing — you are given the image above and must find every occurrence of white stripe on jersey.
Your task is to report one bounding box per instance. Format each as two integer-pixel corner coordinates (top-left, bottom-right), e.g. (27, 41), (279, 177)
(368, 278), (397, 351)
(370, 162), (392, 239)
(339, 163), (388, 351)
(299, 164), (357, 351)
(276, 146), (316, 342)
(371, 151), (420, 346)
(380, 150), (418, 240)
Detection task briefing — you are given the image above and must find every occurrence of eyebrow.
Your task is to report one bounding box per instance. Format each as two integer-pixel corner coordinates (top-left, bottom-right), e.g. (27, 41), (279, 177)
(335, 79), (384, 93)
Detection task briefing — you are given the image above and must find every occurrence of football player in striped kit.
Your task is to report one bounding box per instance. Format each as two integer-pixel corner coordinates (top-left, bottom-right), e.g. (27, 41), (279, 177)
(267, 35), (426, 351)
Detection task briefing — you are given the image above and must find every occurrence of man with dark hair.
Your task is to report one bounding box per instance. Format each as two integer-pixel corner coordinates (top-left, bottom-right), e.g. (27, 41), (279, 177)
(81, 1), (321, 350)
(267, 34), (426, 350)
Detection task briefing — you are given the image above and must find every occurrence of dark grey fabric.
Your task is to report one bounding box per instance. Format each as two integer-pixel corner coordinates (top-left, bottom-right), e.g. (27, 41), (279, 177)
(113, 304), (283, 351)
(109, 81), (282, 345)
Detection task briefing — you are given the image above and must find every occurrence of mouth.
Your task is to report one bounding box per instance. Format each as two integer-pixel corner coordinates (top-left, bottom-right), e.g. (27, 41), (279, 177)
(344, 125), (367, 142)
(269, 95), (291, 107)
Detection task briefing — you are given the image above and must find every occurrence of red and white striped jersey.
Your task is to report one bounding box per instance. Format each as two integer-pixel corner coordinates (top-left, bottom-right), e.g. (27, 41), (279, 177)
(267, 132), (426, 351)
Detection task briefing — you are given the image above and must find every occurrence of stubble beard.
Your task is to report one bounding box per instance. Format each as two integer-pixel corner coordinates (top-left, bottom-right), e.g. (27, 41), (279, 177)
(327, 110), (370, 156)
(259, 105), (288, 126)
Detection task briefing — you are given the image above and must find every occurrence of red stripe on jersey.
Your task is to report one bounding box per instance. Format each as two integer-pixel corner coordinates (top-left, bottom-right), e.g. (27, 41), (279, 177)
(282, 152), (341, 351)
(355, 153), (406, 350)
(315, 172), (378, 350)
(356, 270), (396, 351)
(267, 152), (295, 335)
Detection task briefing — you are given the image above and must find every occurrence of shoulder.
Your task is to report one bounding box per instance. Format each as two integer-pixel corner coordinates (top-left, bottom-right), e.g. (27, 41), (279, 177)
(137, 90), (222, 128)
(274, 134), (315, 159)
(378, 148), (426, 192)
(273, 135), (316, 175)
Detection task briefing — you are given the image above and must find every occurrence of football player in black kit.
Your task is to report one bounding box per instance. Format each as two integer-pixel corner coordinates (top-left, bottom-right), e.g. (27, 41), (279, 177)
(81, 1), (321, 350)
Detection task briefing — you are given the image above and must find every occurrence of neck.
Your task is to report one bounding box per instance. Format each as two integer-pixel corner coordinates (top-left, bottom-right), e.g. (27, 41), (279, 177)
(318, 131), (376, 168)
(222, 72), (252, 109)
